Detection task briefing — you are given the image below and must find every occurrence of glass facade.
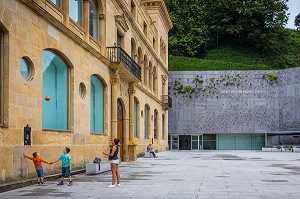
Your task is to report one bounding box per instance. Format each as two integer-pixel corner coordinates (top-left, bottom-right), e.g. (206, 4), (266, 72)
(42, 50), (68, 130)
(203, 134), (217, 150)
(134, 98), (137, 137)
(89, 0), (98, 39)
(170, 133), (265, 150)
(217, 133), (265, 150)
(69, 0), (82, 26)
(90, 75), (104, 134)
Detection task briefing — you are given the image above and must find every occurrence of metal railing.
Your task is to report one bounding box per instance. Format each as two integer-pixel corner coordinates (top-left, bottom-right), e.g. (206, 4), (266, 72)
(107, 47), (141, 80)
(162, 95), (172, 108)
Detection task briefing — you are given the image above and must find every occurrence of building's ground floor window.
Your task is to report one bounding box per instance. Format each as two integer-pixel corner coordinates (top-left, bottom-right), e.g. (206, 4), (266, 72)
(169, 133), (266, 150)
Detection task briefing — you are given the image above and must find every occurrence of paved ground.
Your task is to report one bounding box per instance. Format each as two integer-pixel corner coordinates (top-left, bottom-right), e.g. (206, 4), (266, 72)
(1, 151), (300, 199)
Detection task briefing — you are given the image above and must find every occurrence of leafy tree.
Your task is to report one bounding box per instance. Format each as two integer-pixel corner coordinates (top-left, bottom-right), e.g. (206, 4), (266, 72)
(295, 12), (300, 30)
(205, 0), (289, 54)
(166, 0), (208, 57)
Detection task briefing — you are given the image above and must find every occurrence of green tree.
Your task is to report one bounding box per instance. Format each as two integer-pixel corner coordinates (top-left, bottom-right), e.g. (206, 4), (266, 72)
(166, 0), (208, 57)
(295, 12), (300, 30)
(205, 0), (288, 54)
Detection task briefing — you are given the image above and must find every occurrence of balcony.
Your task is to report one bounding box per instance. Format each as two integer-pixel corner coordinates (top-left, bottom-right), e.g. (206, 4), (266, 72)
(162, 95), (172, 109)
(107, 47), (141, 81)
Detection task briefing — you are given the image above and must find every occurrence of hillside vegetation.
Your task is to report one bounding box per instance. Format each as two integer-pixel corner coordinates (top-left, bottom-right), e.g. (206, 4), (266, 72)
(169, 29), (300, 71)
(166, 0), (300, 71)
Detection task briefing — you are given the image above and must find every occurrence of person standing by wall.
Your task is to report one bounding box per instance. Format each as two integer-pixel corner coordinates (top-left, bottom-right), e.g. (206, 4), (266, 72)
(103, 138), (121, 188)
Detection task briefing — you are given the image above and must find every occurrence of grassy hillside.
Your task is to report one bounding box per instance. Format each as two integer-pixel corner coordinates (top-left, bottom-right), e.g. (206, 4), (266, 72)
(169, 29), (300, 71)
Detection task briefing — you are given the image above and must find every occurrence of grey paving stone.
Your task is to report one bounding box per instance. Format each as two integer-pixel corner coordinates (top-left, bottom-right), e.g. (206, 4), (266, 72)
(1, 151), (300, 199)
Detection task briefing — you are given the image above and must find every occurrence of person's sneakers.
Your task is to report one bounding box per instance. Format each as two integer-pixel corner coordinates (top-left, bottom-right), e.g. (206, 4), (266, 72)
(36, 182), (41, 186)
(108, 184), (115, 188)
(57, 181), (64, 186)
(40, 182), (47, 186)
(68, 181), (73, 186)
(117, 184), (121, 187)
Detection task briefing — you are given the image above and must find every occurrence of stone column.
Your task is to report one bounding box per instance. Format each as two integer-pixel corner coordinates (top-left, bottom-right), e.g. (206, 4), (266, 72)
(123, 117), (130, 161)
(110, 72), (119, 140)
(128, 83), (136, 142)
(62, 0), (70, 27)
(99, 14), (106, 54)
(128, 82), (137, 161)
(83, 0), (91, 40)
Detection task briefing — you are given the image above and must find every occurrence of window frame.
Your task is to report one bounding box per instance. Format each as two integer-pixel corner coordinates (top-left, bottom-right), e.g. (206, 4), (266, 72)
(69, 0), (83, 26)
(42, 50), (70, 131)
(89, 0), (99, 40)
(144, 104), (150, 139)
(50, 0), (61, 8)
(90, 75), (105, 134)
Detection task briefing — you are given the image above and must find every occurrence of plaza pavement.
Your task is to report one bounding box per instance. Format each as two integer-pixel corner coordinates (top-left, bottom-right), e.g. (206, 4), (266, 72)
(1, 150), (300, 199)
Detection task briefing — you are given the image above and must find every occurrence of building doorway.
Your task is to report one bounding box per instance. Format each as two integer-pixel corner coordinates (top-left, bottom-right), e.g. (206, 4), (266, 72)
(179, 135), (191, 150)
(117, 99), (124, 161)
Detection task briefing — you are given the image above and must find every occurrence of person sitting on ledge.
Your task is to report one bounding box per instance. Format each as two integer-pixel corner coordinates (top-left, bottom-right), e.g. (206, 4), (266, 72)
(147, 143), (158, 158)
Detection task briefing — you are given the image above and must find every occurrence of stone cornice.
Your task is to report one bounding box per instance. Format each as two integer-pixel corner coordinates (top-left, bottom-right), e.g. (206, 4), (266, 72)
(114, 0), (169, 75)
(141, 0), (173, 31)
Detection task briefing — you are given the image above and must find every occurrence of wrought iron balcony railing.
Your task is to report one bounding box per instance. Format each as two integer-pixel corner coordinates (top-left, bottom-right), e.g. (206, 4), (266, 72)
(107, 47), (141, 80)
(162, 95), (172, 108)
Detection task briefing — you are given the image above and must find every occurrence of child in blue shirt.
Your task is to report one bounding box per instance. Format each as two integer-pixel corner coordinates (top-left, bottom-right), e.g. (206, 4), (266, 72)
(52, 147), (73, 186)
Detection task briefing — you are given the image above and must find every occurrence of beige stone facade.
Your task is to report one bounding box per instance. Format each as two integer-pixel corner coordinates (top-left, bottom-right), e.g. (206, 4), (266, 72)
(0, 0), (172, 184)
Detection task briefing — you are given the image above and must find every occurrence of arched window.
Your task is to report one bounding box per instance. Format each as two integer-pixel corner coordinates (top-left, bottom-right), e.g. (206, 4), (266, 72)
(51, 0), (61, 7)
(162, 114), (165, 140)
(148, 61), (152, 89)
(153, 66), (157, 93)
(42, 50), (69, 130)
(89, 0), (99, 39)
(144, 55), (147, 85)
(134, 98), (138, 137)
(69, 0), (83, 26)
(90, 75), (104, 134)
(144, 104), (150, 139)
(154, 109), (158, 139)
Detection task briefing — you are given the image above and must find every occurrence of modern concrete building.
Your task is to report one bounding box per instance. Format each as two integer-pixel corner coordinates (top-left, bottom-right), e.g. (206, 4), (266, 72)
(168, 69), (300, 150)
(0, 0), (172, 184)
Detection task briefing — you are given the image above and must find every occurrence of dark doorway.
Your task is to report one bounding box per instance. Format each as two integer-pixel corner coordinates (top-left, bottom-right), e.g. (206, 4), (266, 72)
(117, 99), (124, 161)
(179, 135), (191, 150)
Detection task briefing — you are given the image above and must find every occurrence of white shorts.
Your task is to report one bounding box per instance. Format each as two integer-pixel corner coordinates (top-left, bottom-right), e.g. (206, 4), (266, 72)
(110, 159), (119, 164)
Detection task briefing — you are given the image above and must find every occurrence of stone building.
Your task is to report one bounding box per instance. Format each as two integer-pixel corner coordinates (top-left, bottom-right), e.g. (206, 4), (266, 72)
(0, 0), (172, 184)
(169, 69), (300, 150)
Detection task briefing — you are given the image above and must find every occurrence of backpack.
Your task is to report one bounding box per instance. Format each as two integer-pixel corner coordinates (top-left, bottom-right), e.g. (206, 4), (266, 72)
(93, 157), (101, 171)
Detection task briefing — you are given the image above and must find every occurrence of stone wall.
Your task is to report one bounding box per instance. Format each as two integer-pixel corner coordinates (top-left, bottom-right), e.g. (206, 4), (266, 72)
(168, 68), (300, 140)
(0, 0), (171, 185)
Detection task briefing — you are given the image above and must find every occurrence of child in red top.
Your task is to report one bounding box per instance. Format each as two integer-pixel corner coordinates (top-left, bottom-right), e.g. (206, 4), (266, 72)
(23, 152), (52, 186)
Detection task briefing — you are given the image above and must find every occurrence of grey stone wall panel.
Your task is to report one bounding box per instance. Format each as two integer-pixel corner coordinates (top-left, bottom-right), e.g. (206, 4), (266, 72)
(169, 69), (300, 135)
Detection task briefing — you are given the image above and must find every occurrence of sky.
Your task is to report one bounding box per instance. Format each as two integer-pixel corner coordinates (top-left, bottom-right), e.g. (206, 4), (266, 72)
(286, 0), (300, 29)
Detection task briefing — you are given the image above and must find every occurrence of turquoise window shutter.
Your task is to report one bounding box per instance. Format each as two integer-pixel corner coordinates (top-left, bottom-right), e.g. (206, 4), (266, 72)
(144, 105), (148, 139)
(42, 50), (68, 130)
(162, 114), (165, 139)
(134, 99), (137, 137)
(90, 75), (104, 134)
